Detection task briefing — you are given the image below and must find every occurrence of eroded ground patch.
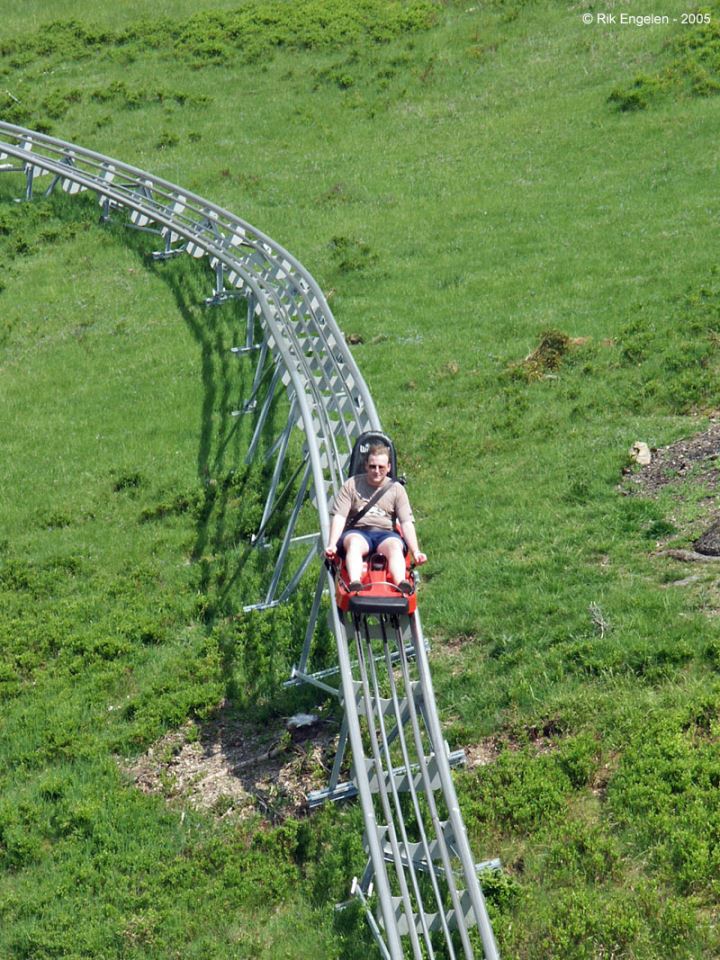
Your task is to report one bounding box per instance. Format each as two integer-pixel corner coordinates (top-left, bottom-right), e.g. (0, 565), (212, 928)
(124, 702), (340, 823)
(623, 421), (720, 499)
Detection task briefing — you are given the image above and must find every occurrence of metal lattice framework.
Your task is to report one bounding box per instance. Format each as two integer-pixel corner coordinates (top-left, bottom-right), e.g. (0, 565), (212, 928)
(0, 122), (500, 960)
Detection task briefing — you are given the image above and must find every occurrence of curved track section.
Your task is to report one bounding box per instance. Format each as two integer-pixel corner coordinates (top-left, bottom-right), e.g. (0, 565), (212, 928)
(0, 123), (499, 959)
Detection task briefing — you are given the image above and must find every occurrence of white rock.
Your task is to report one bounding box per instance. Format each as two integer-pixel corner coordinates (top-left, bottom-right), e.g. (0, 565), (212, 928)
(286, 713), (320, 730)
(629, 441), (652, 466)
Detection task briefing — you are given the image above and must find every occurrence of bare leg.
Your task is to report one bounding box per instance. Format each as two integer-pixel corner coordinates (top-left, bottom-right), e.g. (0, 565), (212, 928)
(342, 533), (369, 583)
(378, 537), (407, 585)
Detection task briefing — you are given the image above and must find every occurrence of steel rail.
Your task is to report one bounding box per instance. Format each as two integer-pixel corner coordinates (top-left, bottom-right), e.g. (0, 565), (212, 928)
(361, 617), (436, 958)
(354, 615), (427, 959)
(380, 618), (459, 957)
(0, 123), (499, 959)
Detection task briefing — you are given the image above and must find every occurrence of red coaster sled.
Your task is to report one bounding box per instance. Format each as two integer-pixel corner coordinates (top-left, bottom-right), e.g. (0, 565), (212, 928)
(333, 552), (417, 616)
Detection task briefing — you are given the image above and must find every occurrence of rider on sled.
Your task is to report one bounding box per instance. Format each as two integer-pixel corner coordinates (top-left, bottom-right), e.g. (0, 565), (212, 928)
(324, 441), (427, 594)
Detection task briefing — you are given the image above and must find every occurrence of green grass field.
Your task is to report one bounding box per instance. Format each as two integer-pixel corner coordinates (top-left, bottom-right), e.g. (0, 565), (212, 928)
(2, 0), (720, 956)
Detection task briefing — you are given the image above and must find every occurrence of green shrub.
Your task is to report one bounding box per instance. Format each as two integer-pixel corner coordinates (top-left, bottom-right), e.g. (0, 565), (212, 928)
(556, 734), (600, 789)
(507, 329), (571, 382)
(529, 885), (649, 958)
(608, 74), (666, 111)
(606, 703), (720, 895)
(544, 817), (622, 883)
(609, 6), (720, 109)
(328, 235), (379, 273)
(2, 1), (437, 74)
(462, 748), (574, 834)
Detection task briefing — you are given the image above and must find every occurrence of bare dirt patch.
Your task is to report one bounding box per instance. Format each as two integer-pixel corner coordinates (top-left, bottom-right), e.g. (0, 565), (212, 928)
(622, 422), (720, 563)
(622, 422), (720, 498)
(465, 738), (501, 769)
(590, 750), (620, 799)
(123, 702), (341, 824)
(465, 719), (568, 770)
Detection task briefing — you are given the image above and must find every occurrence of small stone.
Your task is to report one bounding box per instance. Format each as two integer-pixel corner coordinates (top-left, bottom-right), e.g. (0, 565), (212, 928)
(286, 713), (320, 730)
(629, 441), (652, 466)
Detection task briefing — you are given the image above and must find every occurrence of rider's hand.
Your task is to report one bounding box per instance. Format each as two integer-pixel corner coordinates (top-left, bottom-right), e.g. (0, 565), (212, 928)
(324, 545), (337, 560)
(414, 551), (427, 565)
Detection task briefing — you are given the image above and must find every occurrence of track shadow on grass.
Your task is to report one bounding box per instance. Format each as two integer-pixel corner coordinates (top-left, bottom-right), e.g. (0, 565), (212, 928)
(1, 185), (334, 806)
(113, 219), (324, 715)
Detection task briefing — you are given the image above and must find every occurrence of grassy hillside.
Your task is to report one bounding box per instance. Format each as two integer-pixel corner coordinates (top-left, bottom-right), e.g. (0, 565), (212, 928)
(2, 0), (720, 956)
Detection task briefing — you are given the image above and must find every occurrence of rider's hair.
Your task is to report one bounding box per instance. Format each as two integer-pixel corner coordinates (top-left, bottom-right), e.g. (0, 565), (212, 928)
(366, 443), (391, 461)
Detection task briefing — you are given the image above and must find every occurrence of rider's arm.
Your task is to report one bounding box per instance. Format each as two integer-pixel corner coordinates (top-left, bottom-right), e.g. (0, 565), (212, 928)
(399, 519), (427, 565)
(325, 480), (355, 557)
(325, 512), (348, 557)
(396, 486), (427, 564)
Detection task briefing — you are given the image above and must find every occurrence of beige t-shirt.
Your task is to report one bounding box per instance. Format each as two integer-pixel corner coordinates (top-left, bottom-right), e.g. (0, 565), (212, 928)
(330, 476), (414, 532)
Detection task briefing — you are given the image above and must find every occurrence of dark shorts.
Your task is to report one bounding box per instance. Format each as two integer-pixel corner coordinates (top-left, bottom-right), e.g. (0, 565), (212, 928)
(337, 528), (406, 557)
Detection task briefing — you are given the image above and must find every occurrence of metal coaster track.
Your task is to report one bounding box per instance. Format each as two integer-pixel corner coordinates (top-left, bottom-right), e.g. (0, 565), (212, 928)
(0, 122), (500, 959)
